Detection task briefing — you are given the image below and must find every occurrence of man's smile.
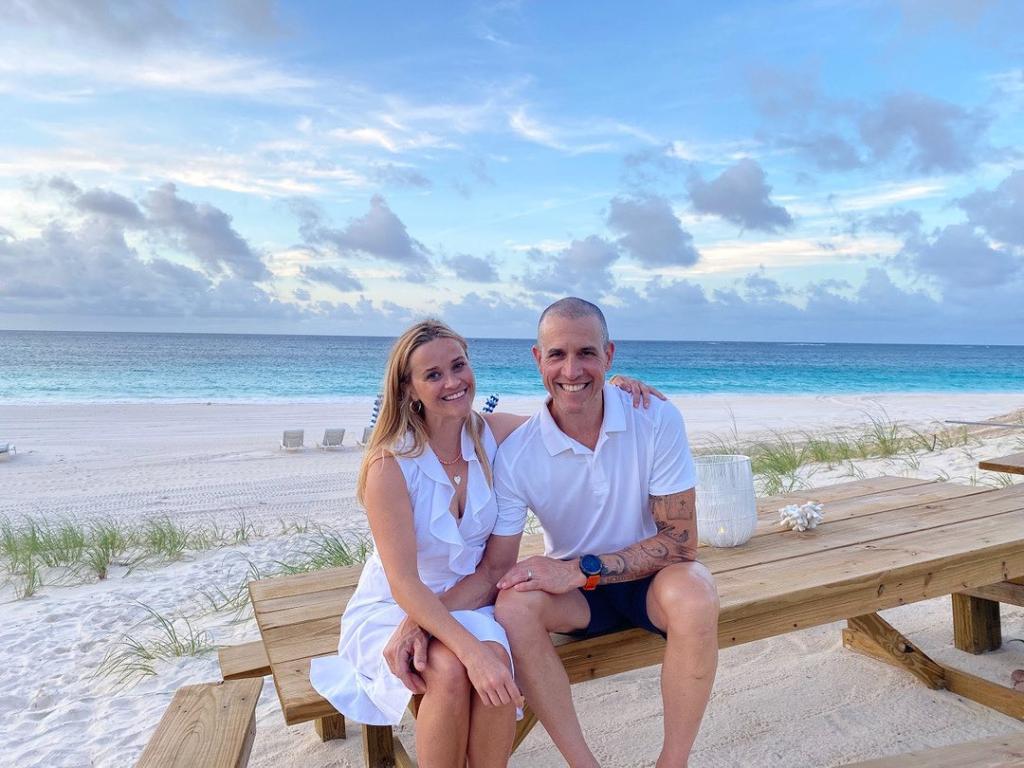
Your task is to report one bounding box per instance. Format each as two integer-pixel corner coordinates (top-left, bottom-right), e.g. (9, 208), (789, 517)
(558, 382), (589, 393)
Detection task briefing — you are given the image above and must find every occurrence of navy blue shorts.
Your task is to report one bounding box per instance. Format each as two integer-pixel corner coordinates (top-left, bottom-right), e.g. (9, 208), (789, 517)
(568, 574), (666, 639)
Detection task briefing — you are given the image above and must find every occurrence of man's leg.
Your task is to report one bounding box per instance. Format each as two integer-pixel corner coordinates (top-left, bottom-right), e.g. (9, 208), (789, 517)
(646, 561), (719, 768)
(494, 588), (596, 768)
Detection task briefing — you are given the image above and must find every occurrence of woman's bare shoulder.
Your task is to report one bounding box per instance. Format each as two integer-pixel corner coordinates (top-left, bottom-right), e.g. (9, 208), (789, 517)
(482, 411), (529, 444)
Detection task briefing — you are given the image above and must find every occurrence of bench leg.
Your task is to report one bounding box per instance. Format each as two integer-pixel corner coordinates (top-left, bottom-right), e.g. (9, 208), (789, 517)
(362, 725), (413, 768)
(843, 612), (1024, 720)
(314, 713), (346, 741)
(952, 593), (1002, 654)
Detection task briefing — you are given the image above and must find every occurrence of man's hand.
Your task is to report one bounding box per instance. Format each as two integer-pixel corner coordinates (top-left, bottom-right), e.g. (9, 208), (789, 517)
(497, 555), (584, 594)
(382, 616), (429, 693)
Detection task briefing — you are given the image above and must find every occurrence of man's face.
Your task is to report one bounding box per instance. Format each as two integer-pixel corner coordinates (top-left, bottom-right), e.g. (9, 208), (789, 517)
(533, 313), (615, 417)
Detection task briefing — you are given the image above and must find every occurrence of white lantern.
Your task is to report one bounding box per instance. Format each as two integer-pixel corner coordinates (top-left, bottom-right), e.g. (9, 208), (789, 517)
(694, 454), (758, 547)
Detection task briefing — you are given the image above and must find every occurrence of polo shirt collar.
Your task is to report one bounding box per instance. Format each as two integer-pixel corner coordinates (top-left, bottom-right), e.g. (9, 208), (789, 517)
(539, 382), (627, 456)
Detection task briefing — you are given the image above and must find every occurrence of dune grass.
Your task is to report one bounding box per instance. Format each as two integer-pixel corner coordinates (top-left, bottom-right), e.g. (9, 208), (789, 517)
(97, 603), (215, 687)
(0, 512), (339, 600)
(696, 411), (979, 495)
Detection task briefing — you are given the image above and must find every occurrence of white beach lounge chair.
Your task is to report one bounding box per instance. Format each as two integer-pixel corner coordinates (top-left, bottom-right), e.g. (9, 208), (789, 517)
(317, 429), (345, 450)
(0, 443), (15, 460)
(280, 430), (305, 451)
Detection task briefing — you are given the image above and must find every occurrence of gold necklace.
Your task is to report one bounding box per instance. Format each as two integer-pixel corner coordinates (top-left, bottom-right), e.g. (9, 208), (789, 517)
(432, 444), (464, 485)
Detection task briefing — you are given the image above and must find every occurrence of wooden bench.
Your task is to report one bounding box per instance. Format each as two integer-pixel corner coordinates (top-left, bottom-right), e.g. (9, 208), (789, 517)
(839, 731), (1024, 767)
(135, 678), (263, 768)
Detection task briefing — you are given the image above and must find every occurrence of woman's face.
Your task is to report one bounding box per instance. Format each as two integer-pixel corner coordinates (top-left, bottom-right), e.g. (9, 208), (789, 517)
(406, 337), (475, 420)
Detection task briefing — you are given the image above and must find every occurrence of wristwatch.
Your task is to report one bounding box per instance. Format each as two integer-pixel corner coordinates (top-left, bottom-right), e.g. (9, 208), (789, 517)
(579, 554), (602, 591)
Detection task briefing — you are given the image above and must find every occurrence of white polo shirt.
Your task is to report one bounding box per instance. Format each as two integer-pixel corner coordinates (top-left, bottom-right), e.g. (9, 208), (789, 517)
(494, 383), (696, 559)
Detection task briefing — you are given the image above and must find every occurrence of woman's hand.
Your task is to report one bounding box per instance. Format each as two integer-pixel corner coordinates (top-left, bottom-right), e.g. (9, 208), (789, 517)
(610, 374), (667, 408)
(383, 616), (429, 693)
(462, 644), (523, 708)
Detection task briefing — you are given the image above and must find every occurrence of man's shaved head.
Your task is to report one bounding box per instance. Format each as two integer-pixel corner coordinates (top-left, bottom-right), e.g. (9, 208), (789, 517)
(537, 297), (610, 348)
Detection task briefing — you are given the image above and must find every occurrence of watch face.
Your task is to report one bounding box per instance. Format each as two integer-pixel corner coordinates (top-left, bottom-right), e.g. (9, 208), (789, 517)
(580, 554), (602, 576)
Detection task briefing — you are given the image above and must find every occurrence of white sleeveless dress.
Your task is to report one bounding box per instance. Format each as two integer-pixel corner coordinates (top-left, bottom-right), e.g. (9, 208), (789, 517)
(310, 421), (523, 725)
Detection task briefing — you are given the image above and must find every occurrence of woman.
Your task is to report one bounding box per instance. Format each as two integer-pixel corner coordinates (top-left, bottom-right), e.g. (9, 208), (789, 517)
(310, 320), (658, 767)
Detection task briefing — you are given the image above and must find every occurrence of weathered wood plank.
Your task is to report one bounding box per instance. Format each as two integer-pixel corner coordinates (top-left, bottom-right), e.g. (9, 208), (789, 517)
(979, 452), (1024, 475)
(960, 580), (1024, 607)
(952, 593), (1002, 654)
(218, 641), (270, 681)
(843, 613), (945, 689)
(843, 619), (1024, 721)
(839, 732), (1024, 767)
(135, 679), (263, 768)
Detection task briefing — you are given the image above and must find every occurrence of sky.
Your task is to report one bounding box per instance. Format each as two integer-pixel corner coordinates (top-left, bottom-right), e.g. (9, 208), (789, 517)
(1, 0), (1022, 343)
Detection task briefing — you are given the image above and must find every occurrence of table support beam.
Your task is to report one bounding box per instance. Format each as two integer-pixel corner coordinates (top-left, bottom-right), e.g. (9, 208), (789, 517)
(843, 612), (1024, 720)
(952, 593), (1002, 654)
(314, 713), (346, 741)
(361, 725), (413, 768)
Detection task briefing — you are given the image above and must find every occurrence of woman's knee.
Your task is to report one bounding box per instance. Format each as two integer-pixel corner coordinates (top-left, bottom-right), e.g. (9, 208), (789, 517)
(421, 641), (470, 697)
(493, 588), (549, 632)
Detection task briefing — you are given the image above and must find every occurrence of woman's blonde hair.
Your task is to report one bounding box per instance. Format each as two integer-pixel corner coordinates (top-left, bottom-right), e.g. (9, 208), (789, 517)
(356, 319), (492, 506)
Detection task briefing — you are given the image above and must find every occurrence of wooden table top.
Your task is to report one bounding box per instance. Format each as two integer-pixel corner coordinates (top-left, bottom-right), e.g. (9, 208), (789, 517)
(250, 476), (1024, 725)
(979, 452), (1024, 475)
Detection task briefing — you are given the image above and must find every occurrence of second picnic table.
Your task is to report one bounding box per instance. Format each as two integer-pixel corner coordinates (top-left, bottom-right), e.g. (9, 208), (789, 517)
(247, 476), (1024, 766)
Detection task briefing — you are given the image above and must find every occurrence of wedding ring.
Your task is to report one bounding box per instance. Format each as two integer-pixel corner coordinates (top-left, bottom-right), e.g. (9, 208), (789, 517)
(526, 569), (533, 581)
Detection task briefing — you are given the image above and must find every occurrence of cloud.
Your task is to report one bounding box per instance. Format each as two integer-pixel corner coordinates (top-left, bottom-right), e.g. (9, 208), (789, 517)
(142, 183), (270, 281)
(0, 0), (188, 50)
(865, 209), (923, 236)
(444, 253), (499, 283)
(606, 194), (699, 268)
(0, 217), (290, 320)
(371, 163), (432, 189)
(300, 265), (363, 292)
(782, 132), (862, 171)
(294, 195), (435, 280)
(521, 236), (620, 296)
(858, 92), (990, 173)
(958, 170), (1024, 247)
(687, 159), (793, 232)
(904, 223), (1019, 289)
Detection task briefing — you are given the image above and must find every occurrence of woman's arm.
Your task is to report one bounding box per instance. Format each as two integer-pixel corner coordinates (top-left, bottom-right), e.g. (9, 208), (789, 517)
(365, 455), (520, 705)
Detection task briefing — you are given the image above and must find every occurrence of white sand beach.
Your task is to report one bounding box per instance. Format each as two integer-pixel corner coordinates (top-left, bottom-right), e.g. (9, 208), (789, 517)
(2, 392), (1024, 767)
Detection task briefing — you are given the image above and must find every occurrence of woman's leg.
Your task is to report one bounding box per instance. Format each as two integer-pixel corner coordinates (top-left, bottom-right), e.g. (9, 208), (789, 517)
(417, 639), (472, 768)
(467, 641), (517, 768)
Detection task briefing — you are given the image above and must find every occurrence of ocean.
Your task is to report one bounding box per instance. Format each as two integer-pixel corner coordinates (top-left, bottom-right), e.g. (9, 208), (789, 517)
(2, 330), (1023, 402)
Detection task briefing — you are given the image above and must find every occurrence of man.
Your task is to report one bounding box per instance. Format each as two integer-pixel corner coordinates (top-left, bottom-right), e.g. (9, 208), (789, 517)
(493, 297), (718, 768)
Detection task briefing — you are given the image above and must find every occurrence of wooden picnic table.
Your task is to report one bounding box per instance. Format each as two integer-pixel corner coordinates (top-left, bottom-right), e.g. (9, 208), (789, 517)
(980, 452), (1024, 475)
(249, 476), (1024, 767)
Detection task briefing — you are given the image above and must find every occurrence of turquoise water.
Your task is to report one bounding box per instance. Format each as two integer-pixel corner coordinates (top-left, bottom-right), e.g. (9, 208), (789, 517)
(2, 330), (1023, 402)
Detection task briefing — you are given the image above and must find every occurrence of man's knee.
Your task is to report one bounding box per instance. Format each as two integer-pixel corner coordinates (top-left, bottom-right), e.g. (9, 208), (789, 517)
(422, 641), (470, 697)
(651, 562), (719, 635)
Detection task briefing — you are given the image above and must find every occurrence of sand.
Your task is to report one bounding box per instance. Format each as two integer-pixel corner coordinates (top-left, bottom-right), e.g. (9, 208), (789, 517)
(1, 391), (1023, 767)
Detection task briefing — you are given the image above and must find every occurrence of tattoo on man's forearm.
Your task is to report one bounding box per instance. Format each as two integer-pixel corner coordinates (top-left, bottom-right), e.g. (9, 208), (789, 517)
(597, 492), (698, 584)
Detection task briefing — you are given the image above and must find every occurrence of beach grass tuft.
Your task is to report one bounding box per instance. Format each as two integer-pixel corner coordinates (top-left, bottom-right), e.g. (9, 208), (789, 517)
(277, 525), (375, 574)
(97, 603), (215, 686)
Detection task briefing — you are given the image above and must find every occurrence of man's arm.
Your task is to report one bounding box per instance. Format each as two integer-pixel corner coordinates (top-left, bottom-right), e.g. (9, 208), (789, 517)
(498, 488), (697, 593)
(598, 487), (697, 584)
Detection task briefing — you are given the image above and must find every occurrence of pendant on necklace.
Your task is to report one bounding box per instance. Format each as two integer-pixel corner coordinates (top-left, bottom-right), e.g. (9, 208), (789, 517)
(453, 475), (462, 486)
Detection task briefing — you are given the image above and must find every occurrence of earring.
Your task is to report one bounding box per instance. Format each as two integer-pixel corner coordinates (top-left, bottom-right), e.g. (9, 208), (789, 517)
(411, 400), (423, 414)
